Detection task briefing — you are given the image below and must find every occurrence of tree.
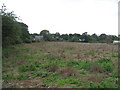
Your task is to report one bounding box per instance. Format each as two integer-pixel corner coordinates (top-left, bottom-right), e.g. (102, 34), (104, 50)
(40, 30), (52, 41)
(81, 32), (89, 42)
(61, 34), (69, 41)
(1, 4), (30, 47)
(90, 33), (98, 43)
(106, 35), (112, 44)
(19, 22), (30, 42)
(99, 33), (107, 43)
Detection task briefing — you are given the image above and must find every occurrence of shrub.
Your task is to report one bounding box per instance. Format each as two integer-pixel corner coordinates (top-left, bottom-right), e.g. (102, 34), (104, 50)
(25, 38), (32, 43)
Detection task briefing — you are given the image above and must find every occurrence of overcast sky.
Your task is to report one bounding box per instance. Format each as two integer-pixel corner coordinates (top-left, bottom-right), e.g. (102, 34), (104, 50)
(0, 0), (119, 35)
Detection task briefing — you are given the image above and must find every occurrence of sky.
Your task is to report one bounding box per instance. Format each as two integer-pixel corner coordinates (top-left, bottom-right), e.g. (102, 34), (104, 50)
(0, 0), (119, 35)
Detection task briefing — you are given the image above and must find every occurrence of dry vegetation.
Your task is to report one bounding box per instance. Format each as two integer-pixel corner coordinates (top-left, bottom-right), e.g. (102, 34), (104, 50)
(2, 42), (118, 88)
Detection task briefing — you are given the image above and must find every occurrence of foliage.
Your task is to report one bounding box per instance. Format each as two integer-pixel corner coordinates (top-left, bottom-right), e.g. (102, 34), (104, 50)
(37, 30), (119, 43)
(1, 4), (30, 47)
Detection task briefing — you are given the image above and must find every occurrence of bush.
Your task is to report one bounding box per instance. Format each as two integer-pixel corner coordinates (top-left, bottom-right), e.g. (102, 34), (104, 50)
(25, 38), (32, 43)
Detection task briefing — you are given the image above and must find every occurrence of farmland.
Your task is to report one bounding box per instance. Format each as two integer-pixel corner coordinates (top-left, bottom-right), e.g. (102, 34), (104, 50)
(2, 42), (118, 88)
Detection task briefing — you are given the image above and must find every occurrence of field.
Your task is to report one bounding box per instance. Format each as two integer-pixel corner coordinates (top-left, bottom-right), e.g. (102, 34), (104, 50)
(2, 42), (119, 88)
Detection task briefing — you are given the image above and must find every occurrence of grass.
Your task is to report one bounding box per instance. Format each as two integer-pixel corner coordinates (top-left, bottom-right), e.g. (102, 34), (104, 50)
(2, 42), (118, 88)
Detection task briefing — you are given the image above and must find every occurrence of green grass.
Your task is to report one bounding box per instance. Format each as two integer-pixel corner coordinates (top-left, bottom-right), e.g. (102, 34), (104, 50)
(94, 58), (114, 73)
(18, 64), (36, 72)
(31, 71), (52, 78)
(42, 76), (58, 85)
(85, 77), (118, 88)
(16, 73), (29, 80)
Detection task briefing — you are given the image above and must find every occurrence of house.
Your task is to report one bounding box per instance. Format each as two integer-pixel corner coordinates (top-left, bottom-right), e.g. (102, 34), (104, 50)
(35, 36), (44, 41)
(79, 39), (85, 42)
(113, 41), (120, 44)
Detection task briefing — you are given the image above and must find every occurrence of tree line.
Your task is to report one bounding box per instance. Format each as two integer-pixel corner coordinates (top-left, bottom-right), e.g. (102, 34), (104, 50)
(1, 5), (119, 48)
(31, 30), (119, 43)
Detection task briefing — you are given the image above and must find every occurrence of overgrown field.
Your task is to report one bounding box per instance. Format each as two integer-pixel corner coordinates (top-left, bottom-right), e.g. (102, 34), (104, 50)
(2, 42), (119, 88)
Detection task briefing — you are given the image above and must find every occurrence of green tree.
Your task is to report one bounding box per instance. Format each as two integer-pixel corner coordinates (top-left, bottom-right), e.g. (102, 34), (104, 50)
(19, 22), (30, 42)
(40, 30), (52, 41)
(99, 34), (107, 43)
(1, 4), (30, 47)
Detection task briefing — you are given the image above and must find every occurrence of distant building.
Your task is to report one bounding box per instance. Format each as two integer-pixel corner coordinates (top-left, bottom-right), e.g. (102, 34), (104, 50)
(35, 36), (44, 41)
(79, 39), (85, 41)
(113, 41), (120, 44)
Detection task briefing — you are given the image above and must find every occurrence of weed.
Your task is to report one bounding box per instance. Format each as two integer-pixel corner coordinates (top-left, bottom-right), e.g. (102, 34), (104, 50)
(79, 70), (89, 74)
(16, 73), (29, 80)
(111, 70), (118, 78)
(3, 42), (118, 88)
(57, 77), (83, 86)
(70, 85), (78, 88)
(3, 73), (14, 80)
(18, 65), (28, 72)
(65, 77), (83, 84)
(42, 76), (58, 84)
(57, 60), (66, 67)
(67, 61), (79, 67)
(21, 48), (30, 51)
(87, 50), (96, 56)
(47, 64), (59, 72)
(31, 71), (52, 78)
(59, 67), (77, 77)
(73, 60), (91, 69)
(111, 53), (120, 58)
(18, 64), (36, 72)
(96, 58), (112, 63)
(86, 63), (105, 73)
(102, 63), (113, 73)
(86, 77), (118, 88)
(94, 58), (114, 73)
(28, 64), (36, 71)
